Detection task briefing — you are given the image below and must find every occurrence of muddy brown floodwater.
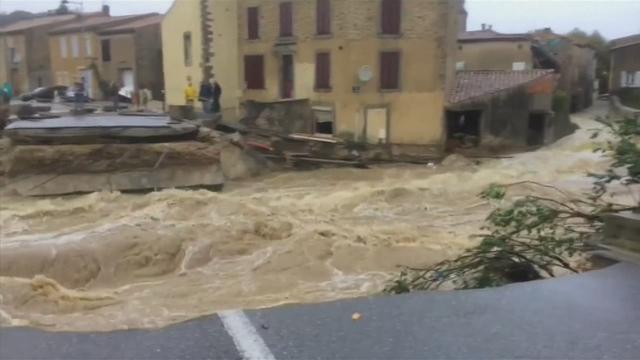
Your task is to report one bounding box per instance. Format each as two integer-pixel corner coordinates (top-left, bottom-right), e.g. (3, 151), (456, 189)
(0, 109), (622, 331)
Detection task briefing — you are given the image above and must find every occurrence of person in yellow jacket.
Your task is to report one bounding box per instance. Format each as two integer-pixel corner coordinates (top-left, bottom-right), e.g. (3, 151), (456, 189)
(184, 79), (197, 106)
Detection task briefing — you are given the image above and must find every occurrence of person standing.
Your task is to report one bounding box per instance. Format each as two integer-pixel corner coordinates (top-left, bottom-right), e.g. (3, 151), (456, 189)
(211, 77), (222, 114)
(110, 81), (120, 112)
(138, 84), (152, 111)
(184, 78), (197, 118)
(198, 79), (213, 113)
(73, 81), (85, 113)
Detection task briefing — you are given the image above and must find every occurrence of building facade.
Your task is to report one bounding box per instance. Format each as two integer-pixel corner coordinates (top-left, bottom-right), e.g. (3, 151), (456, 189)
(162, 0), (240, 119)
(609, 34), (640, 108)
(97, 15), (164, 100)
(237, 0), (462, 153)
(456, 28), (534, 72)
(0, 14), (77, 95)
(48, 12), (155, 99)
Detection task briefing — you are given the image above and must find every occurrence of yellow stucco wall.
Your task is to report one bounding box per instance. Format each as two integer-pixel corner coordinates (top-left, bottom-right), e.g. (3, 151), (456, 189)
(49, 32), (103, 97)
(457, 40), (534, 71)
(238, 0), (460, 146)
(162, 0), (240, 119)
(100, 33), (136, 85)
(0, 34), (29, 94)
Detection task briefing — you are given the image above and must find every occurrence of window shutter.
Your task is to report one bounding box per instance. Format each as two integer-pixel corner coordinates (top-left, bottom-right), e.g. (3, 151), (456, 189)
(248, 7), (259, 40)
(381, 0), (401, 35)
(245, 55), (264, 90)
(315, 52), (331, 89)
(280, 2), (293, 37)
(317, 0), (331, 35)
(380, 51), (400, 90)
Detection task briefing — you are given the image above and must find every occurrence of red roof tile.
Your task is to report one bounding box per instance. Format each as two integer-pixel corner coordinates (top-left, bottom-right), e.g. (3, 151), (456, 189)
(0, 14), (77, 33)
(48, 14), (153, 34)
(98, 14), (162, 34)
(448, 70), (555, 105)
(611, 34), (640, 50)
(459, 30), (531, 42)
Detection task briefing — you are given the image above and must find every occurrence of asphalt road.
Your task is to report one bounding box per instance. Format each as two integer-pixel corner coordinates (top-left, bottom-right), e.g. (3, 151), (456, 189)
(2, 263), (639, 360)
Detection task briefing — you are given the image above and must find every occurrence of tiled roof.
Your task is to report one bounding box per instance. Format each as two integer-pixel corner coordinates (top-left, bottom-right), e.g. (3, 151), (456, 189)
(0, 14), (76, 33)
(448, 70), (555, 105)
(459, 29), (531, 42)
(610, 34), (640, 50)
(98, 14), (162, 34)
(49, 14), (151, 34)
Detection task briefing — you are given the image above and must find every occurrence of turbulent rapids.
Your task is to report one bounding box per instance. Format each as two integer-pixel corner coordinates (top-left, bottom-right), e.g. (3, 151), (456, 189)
(0, 108), (616, 331)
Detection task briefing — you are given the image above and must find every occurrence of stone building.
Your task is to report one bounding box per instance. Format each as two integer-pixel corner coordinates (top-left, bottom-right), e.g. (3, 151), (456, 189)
(0, 14), (77, 95)
(456, 28), (534, 72)
(47, 10), (156, 99)
(162, 0), (464, 156)
(97, 15), (164, 100)
(609, 34), (640, 109)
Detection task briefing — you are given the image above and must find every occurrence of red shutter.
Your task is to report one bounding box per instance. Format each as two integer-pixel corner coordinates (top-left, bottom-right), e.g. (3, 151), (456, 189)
(245, 55), (264, 89)
(316, 0), (331, 35)
(315, 52), (331, 90)
(248, 7), (259, 40)
(280, 2), (293, 37)
(380, 52), (400, 90)
(381, 0), (401, 35)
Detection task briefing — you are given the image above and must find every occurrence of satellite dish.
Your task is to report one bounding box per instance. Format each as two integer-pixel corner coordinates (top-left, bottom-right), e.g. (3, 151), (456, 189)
(358, 66), (373, 83)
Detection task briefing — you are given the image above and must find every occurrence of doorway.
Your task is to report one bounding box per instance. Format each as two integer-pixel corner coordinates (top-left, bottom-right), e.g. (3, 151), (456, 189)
(365, 107), (388, 144)
(82, 69), (93, 99)
(446, 110), (481, 149)
(281, 54), (294, 99)
(10, 68), (21, 95)
(120, 69), (135, 99)
(527, 113), (546, 146)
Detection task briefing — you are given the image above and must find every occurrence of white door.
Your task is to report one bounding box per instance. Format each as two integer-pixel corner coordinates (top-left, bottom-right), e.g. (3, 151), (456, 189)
(120, 69), (134, 98)
(82, 69), (93, 99)
(365, 108), (388, 144)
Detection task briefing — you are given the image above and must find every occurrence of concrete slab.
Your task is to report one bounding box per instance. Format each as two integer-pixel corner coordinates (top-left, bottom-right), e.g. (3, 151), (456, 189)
(1, 263), (639, 359)
(0, 316), (239, 360)
(248, 263), (640, 360)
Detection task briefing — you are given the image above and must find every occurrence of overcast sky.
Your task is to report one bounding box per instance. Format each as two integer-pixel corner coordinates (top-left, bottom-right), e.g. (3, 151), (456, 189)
(1, 0), (638, 40)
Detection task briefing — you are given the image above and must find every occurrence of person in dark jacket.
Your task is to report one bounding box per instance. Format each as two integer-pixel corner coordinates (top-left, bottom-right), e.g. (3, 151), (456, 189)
(211, 77), (222, 114)
(198, 79), (213, 113)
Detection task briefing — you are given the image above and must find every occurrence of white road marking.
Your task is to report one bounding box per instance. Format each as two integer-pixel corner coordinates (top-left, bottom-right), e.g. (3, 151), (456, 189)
(219, 310), (277, 360)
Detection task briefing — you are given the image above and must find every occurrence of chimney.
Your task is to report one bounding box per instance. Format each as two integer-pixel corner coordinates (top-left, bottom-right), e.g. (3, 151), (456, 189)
(102, 5), (110, 15)
(488, 24), (493, 30)
(481, 23), (486, 30)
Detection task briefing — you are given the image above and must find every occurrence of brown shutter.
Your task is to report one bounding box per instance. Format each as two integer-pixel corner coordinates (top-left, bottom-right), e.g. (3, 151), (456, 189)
(248, 7), (259, 40)
(280, 2), (293, 37)
(380, 51), (400, 90)
(381, 0), (401, 35)
(316, 0), (331, 35)
(315, 52), (331, 90)
(245, 55), (264, 89)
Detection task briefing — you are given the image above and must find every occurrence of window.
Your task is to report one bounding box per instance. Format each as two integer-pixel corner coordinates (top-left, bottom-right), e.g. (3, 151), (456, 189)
(456, 61), (465, 71)
(9, 48), (20, 64)
(512, 62), (526, 71)
(59, 36), (68, 58)
(85, 34), (92, 57)
(244, 55), (265, 90)
(183, 32), (192, 67)
(380, 51), (400, 90)
(316, 0), (331, 35)
(279, 2), (293, 37)
(621, 71), (640, 88)
(101, 39), (111, 62)
(636, 72), (640, 87)
(313, 106), (334, 134)
(247, 7), (259, 40)
(71, 35), (79, 58)
(381, 0), (401, 35)
(315, 52), (331, 90)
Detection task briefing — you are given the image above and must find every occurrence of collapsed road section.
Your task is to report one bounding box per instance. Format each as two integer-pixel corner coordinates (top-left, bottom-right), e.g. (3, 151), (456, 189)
(2, 114), (224, 196)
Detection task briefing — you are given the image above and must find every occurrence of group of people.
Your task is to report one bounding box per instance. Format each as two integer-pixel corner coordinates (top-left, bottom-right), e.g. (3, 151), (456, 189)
(108, 81), (153, 112)
(185, 77), (222, 114)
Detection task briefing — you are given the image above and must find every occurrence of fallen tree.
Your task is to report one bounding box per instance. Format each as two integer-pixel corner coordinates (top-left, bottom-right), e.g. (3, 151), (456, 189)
(386, 117), (640, 293)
